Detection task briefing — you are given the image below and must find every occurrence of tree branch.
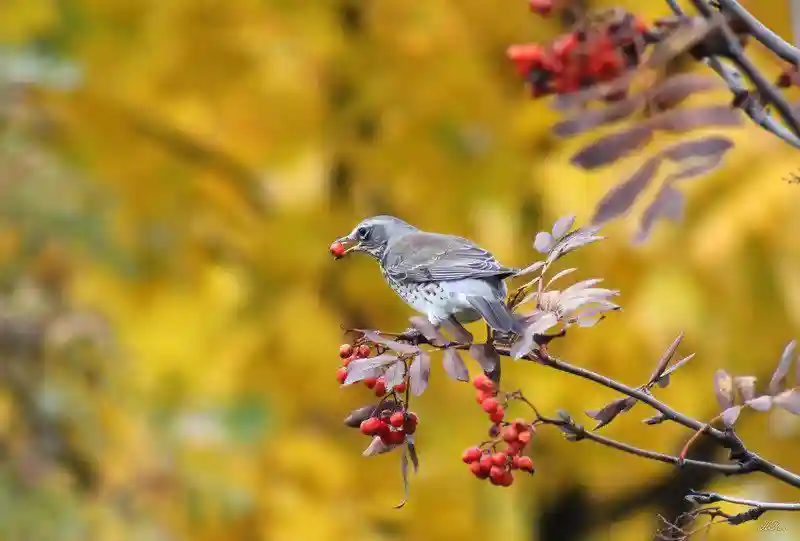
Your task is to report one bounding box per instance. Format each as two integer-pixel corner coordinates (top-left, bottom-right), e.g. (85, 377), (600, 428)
(715, 0), (800, 65)
(687, 490), (800, 510)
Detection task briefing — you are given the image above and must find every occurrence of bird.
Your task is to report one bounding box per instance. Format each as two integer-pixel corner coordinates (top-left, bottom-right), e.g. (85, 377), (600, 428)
(330, 215), (522, 334)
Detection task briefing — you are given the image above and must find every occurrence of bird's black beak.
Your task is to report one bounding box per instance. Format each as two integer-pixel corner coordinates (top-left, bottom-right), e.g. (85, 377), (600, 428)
(330, 233), (361, 259)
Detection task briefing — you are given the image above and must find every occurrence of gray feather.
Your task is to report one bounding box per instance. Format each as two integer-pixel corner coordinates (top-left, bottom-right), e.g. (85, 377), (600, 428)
(467, 297), (518, 333)
(382, 232), (514, 283)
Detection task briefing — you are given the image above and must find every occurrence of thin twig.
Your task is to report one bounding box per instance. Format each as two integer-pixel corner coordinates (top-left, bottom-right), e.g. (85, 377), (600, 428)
(715, 0), (800, 65)
(687, 490), (800, 510)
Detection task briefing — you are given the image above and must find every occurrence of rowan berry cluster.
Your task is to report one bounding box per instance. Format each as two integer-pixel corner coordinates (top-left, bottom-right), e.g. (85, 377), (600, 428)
(463, 375), (536, 486)
(360, 407), (419, 447)
(336, 343), (407, 395)
(507, 5), (651, 99)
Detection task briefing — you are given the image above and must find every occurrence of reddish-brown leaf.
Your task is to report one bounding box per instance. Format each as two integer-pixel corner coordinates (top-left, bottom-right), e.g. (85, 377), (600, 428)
(571, 125), (654, 170)
(593, 157), (660, 224)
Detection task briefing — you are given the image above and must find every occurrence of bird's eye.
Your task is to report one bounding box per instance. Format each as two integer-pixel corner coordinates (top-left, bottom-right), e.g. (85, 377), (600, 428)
(357, 226), (370, 241)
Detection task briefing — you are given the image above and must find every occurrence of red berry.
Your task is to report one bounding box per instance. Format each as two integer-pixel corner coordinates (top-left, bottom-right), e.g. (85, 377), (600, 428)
(393, 382), (407, 393)
(511, 455), (521, 469)
(462, 447), (482, 464)
(503, 426), (519, 443)
(512, 419), (528, 431)
(499, 470), (514, 486)
(489, 466), (507, 485)
(336, 367), (348, 384)
(403, 412), (419, 434)
(330, 241), (345, 258)
(475, 390), (489, 404)
(506, 441), (523, 456)
(517, 456), (535, 473)
(357, 344), (371, 358)
(479, 453), (493, 471)
(363, 377), (377, 389)
(470, 461), (489, 479)
(489, 407), (505, 424)
(385, 429), (405, 445)
(528, 0), (553, 16)
(517, 430), (532, 445)
(552, 33), (579, 60)
(339, 344), (354, 358)
(472, 374), (491, 391)
(389, 412), (405, 427)
(342, 355), (354, 366)
(491, 453), (507, 467)
(481, 398), (499, 413)
(374, 378), (387, 396)
(360, 417), (382, 435)
(506, 44), (544, 76)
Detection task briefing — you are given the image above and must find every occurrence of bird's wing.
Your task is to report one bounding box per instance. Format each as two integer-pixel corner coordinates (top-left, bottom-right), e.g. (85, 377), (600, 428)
(382, 232), (515, 283)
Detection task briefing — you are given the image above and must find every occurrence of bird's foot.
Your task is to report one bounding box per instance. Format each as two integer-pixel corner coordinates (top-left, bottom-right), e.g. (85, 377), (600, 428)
(396, 327), (427, 345)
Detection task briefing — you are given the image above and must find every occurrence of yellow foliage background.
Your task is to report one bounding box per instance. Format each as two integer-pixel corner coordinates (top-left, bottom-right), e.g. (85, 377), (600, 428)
(0, 0), (799, 540)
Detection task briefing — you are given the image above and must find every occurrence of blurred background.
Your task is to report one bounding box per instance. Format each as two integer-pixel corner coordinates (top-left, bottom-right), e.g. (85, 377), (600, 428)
(1, 0), (799, 540)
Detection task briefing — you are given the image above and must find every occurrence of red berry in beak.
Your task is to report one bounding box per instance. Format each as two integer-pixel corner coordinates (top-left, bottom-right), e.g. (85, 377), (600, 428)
(330, 241), (345, 258)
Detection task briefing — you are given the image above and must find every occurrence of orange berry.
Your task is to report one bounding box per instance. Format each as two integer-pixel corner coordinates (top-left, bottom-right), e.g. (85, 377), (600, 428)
(339, 344), (354, 358)
(336, 367), (348, 384)
(330, 242), (345, 258)
(489, 406), (505, 423)
(389, 412), (405, 427)
(470, 461), (489, 479)
(517, 456), (535, 473)
(462, 447), (482, 464)
(491, 453), (507, 467)
(360, 417), (382, 435)
(374, 379), (387, 396)
(358, 344), (371, 357)
(363, 377), (377, 389)
(503, 426), (519, 443)
(481, 398), (499, 413)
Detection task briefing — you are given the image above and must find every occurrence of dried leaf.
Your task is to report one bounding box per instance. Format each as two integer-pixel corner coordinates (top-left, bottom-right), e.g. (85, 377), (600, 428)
(663, 154), (727, 185)
(441, 318), (473, 344)
(469, 343), (501, 379)
(545, 268), (577, 289)
(571, 125), (654, 170)
(394, 447), (410, 509)
(769, 340), (796, 395)
(407, 438), (419, 471)
(514, 260), (545, 278)
(660, 136), (735, 162)
(363, 330), (420, 354)
(344, 404), (379, 428)
(586, 396), (636, 429)
(408, 316), (447, 347)
(551, 215), (576, 239)
(562, 278), (604, 297)
(534, 231), (554, 253)
(363, 436), (393, 456)
(642, 16), (714, 69)
(648, 333), (684, 386)
(383, 361), (406, 389)
(714, 369), (734, 410)
(553, 98), (642, 137)
(345, 354), (399, 384)
(575, 314), (603, 328)
(661, 353), (696, 379)
(442, 348), (469, 381)
(733, 376), (757, 402)
(634, 184), (685, 243)
(746, 395), (773, 412)
(593, 157), (660, 225)
(650, 74), (726, 110)
(721, 405), (742, 427)
(773, 390), (800, 414)
(650, 106), (743, 132)
(409, 351), (431, 396)
(547, 226), (604, 264)
(642, 412), (669, 425)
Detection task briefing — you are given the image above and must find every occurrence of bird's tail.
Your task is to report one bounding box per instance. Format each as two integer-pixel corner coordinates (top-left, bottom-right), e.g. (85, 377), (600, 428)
(467, 297), (524, 334)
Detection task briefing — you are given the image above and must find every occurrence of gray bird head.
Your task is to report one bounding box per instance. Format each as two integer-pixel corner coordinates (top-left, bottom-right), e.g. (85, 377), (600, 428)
(331, 215), (417, 260)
